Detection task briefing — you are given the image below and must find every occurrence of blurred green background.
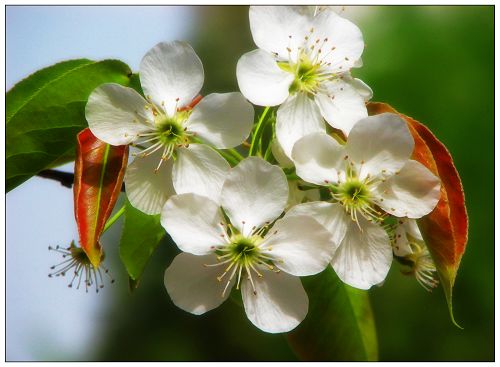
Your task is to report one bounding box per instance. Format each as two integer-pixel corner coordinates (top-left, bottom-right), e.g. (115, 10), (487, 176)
(8, 6), (494, 361)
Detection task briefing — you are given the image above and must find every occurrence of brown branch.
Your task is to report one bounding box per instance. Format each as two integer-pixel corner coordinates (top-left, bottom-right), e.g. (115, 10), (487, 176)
(37, 169), (74, 188)
(37, 169), (125, 192)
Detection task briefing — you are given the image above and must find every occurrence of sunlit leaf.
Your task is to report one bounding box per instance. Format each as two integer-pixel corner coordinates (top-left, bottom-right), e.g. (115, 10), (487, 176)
(367, 102), (468, 327)
(74, 128), (128, 267)
(6, 59), (133, 192)
(119, 200), (165, 282)
(287, 267), (378, 361)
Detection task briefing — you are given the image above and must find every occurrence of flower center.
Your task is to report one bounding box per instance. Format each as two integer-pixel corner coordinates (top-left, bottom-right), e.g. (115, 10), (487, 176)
(155, 116), (185, 145)
(338, 180), (371, 207)
(133, 109), (194, 173)
(48, 241), (114, 293)
(205, 224), (282, 297)
(279, 54), (323, 94)
(275, 29), (340, 96)
(328, 165), (385, 227)
(229, 235), (259, 259)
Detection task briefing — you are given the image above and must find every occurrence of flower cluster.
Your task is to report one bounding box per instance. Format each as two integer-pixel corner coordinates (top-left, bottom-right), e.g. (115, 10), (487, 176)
(85, 6), (441, 333)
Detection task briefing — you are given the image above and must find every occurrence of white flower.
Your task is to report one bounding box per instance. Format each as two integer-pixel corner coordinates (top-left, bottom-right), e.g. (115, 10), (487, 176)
(236, 6), (372, 158)
(86, 41), (254, 214)
(392, 218), (424, 257)
(289, 113), (441, 289)
(161, 157), (334, 333)
(392, 218), (439, 291)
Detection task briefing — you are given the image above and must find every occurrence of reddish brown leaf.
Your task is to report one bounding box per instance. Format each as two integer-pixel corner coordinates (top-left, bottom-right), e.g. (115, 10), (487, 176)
(367, 102), (468, 326)
(73, 128), (128, 267)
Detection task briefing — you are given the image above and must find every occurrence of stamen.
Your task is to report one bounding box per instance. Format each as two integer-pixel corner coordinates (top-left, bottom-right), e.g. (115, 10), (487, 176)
(138, 141), (163, 157)
(134, 135), (160, 146)
(221, 264), (239, 298)
(216, 253), (241, 281)
(236, 265), (244, 290)
(204, 258), (233, 267)
(136, 132), (159, 138)
(247, 261), (263, 278)
(154, 146), (169, 173)
(245, 262), (257, 295)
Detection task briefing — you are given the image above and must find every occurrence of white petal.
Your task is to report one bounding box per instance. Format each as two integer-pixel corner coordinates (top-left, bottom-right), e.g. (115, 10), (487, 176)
(236, 49), (294, 106)
(124, 151), (175, 215)
(86, 83), (153, 145)
(164, 253), (231, 315)
(353, 57), (363, 68)
(403, 218), (424, 241)
(346, 113), (414, 180)
(311, 8), (364, 72)
(349, 77), (373, 101)
(261, 215), (334, 276)
(286, 201), (348, 247)
(271, 139), (294, 169)
(375, 160), (441, 218)
(291, 132), (344, 186)
(140, 41), (204, 116)
(186, 93), (254, 149)
(161, 193), (226, 255)
(221, 157), (288, 236)
(315, 79), (368, 136)
(241, 269), (308, 333)
(276, 92), (326, 158)
(249, 6), (311, 60)
(392, 223), (412, 257)
(331, 218), (393, 290)
(173, 144), (230, 204)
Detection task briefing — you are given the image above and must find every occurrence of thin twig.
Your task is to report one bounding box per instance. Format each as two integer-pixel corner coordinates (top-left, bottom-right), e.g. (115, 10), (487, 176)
(37, 169), (125, 192)
(37, 169), (74, 188)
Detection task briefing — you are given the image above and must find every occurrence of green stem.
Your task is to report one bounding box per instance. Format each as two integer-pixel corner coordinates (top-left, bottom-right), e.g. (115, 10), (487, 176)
(226, 148), (245, 161)
(263, 120), (277, 161)
(249, 106), (270, 156)
(263, 143), (273, 161)
(218, 149), (239, 166)
(103, 205), (125, 233)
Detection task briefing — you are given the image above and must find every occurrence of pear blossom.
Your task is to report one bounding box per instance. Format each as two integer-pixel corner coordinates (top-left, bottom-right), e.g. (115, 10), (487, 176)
(161, 157), (334, 333)
(392, 218), (439, 291)
(237, 6), (372, 158)
(289, 113), (441, 289)
(270, 140), (320, 208)
(86, 41), (254, 215)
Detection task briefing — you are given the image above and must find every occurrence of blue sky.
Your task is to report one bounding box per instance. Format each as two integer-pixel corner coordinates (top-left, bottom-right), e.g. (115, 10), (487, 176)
(6, 6), (192, 360)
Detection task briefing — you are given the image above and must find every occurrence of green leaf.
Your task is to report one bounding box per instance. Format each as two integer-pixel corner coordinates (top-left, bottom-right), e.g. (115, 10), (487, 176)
(6, 59), (133, 192)
(128, 73), (143, 95)
(287, 267), (378, 361)
(119, 200), (165, 282)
